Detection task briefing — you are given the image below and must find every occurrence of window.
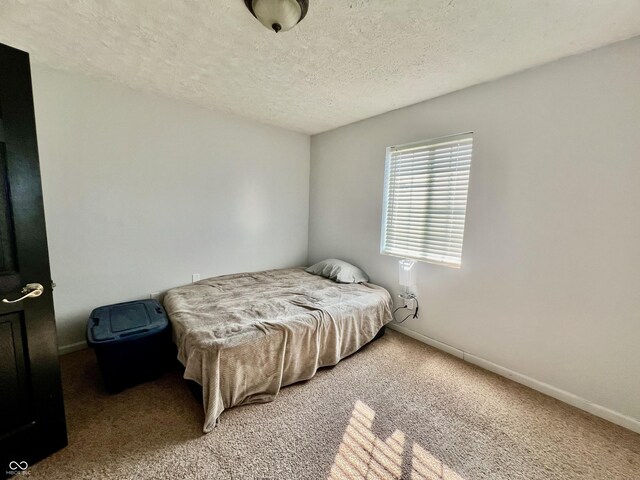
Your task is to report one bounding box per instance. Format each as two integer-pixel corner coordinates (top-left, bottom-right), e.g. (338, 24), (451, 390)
(381, 132), (473, 268)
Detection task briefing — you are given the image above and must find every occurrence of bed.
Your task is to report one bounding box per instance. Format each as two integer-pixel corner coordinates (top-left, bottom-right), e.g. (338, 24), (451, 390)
(163, 267), (393, 432)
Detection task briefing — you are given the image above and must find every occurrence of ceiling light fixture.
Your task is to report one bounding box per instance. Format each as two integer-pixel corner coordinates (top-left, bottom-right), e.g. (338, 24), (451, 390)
(244, 0), (309, 33)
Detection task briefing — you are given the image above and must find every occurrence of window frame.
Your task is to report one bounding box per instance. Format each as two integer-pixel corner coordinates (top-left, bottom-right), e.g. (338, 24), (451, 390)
(380, 132), (473, 268)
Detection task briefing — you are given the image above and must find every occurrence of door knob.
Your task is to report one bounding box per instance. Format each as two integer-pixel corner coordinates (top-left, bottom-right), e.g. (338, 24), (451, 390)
(2, 283), (44, 303)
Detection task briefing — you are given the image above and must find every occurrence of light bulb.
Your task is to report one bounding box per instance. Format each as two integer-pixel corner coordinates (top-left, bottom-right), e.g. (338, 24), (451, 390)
(252, 0), (302, 32)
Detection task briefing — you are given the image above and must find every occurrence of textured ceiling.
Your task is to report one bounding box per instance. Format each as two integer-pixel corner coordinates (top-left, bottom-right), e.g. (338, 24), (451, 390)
(1, 1), (639, 134)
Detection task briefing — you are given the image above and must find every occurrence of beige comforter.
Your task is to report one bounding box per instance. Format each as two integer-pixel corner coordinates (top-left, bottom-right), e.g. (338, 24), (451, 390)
(163, 267), (392, 432)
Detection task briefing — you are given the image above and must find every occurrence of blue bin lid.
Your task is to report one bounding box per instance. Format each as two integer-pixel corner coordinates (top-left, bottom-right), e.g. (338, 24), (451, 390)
(87, 299), (168, 344)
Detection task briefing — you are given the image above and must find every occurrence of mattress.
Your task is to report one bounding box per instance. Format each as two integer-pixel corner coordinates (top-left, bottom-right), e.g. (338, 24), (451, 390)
(163, 267), (393, 432)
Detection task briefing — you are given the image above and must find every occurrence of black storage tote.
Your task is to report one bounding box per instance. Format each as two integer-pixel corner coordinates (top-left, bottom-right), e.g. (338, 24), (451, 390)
(86, 299), (174, 392)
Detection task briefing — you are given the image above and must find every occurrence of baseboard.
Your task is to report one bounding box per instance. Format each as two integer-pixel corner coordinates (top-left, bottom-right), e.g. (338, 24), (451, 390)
(388, 324), (464, 359)
(58, 340), (88, 355)
(387, 323), (640, 434)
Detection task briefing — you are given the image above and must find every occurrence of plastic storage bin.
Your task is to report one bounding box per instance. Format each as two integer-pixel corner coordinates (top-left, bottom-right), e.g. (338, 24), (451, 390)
(86, 299), (174, 392)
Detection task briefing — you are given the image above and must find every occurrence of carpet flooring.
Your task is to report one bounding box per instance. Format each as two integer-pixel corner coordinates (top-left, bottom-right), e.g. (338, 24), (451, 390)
(30, 330), (639, 479)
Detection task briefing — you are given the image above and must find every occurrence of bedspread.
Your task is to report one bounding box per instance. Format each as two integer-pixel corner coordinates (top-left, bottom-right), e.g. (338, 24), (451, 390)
(163, 267), (392, 432)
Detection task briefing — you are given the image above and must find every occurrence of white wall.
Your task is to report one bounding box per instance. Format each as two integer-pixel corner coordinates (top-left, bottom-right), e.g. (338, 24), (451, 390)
(309, 38), (640, 426)
(31, 65), (310, 351)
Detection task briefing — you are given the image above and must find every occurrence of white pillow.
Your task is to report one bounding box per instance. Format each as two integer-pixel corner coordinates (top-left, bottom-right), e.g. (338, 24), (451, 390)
(305, 259), (369, 284)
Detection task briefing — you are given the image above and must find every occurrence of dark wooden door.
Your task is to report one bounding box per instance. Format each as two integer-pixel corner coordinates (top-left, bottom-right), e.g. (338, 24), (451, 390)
(0, 43), (67, 474)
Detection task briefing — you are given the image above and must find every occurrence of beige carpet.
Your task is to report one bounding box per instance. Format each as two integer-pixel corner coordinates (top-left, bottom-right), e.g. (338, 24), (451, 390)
(30, 330), (639, 479)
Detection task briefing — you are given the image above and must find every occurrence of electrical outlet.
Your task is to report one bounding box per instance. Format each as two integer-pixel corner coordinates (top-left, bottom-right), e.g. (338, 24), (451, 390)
(405, 296), (416, 310)
(149, 292), (161, 301)
(192, 273), (200, 283)
(398, 293), (417, 310)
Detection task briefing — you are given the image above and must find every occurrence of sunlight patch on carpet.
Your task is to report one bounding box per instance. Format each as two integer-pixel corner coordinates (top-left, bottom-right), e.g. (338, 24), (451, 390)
(328, 400), (465, 480)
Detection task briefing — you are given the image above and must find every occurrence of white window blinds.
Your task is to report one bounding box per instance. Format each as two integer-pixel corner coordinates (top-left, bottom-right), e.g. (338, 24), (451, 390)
(381, 133), (473, 268)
